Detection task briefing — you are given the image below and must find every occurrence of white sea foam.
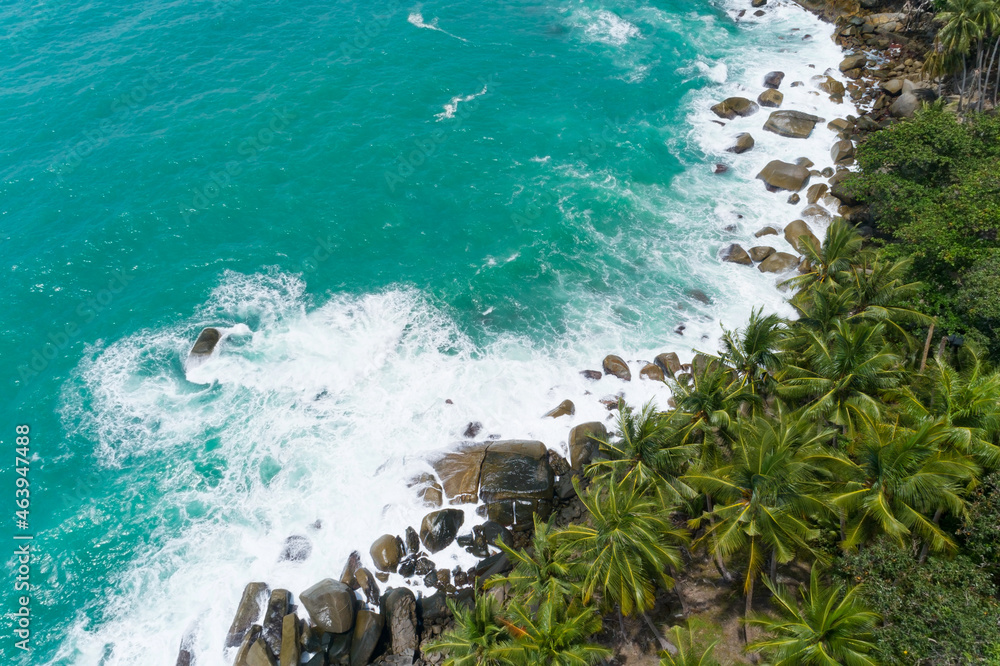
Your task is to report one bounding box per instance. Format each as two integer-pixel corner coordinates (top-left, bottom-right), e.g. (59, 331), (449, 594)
(434, 84), (488, 121)
(407, 10), (468, 42)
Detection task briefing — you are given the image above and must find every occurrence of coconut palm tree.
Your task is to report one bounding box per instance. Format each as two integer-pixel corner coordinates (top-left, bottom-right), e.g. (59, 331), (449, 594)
(746, 566), (880, 665)
(779, 320), (901, 436)
(425, 594), (512, 666)
(586, 399), (697, 506)
(720, 307), (786, 400)
(658, 620), (723, 666)
(487, 515), (579, 606)
(937, 0), (986, 111)
(844, 254), (931, 351)
(785, 218), (865, 293)
(670, 360), (761, 446)
(685, 414), (832, 638)
(504, 596), (612, 666)
(833, 415), (980, 555)
(555, 476), (688, 617)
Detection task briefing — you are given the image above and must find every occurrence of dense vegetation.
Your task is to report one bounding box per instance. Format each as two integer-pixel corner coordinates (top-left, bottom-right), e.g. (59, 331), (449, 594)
(426, 217), (1000, 665)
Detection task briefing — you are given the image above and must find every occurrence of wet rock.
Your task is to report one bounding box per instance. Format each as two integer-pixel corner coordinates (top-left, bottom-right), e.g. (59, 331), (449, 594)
(350, 609), (384, 666)
(881, 78), (904, 95)
(548, 449), (570, 476)
(686, 288), (711, 304)
(831, 140), (854, 164)
(480, 440), (554, 529)
(748, 246), (775, 262)
(827, 118), (851, 133)
(419, 591), (451, 622)
(463, 421), (482, 438)
(754, 9), (765, 16)
(247, 638), (278, 666)
(764, 71), (785, 88)
(602, 354), (631, 381)
(404, 527), (420, 556)
(420, 508), (465, 553)
(814, 75), (845, 99)
(639, 363), (665, 382)
(262, 589), (291, 657)
(757, 88), (783, 107)
(473, 552), (513, 587)
(758, 252), (800, 273)
(414, 557), (436, 576)
(408, 472), (444, 508)
(383, 588), (418, 658)
(654, 352), (682, 376)
(279, 535), (312, 563)
(757, 160), (810, 192)
(710, 97), (759, 120)
(721, 243), (752, 266)
(751, 0), (767, 7)
(754, 226), (779, 238)
(355, 568), (381, 606)
(226, 582), (270, 648)
(370, 535), (404, 573)
(340, 551), (362, 589)
(189, 327), (221, 357)
(787, 193), (801, 204)
(727, 132), (755, 153)
(279, 613), (300, 666)
(568, 422), (608, 471)
(839, 54), (868, 72)
(763, 110), (825, 139)
(714, 163), (729, 174)
(580, 369), (603, 380)
(801, 204), (832, 224)
(784, 220), (820, 253)
(427, 443), (490, 504)
(327, 631), (352, 662)
(476, 521), (514, 549)
(806, 183), (828, 204)
(234, 625), (263, 666)
(301, 579), (355, 634)
(543, 399), (575, 418)
(397, 558), (416, 578)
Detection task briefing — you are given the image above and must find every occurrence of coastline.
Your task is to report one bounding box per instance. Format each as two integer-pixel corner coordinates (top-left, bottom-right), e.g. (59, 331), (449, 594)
(201, 2), (913, 665)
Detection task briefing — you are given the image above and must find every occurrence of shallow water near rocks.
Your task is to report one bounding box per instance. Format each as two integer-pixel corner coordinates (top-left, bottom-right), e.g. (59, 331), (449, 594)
(0, 0), (854, 663)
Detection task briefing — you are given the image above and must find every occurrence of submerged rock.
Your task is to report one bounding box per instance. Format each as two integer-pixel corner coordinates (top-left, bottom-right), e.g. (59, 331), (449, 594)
(764, 71), (785, 89)
(278, 535), (311, 563)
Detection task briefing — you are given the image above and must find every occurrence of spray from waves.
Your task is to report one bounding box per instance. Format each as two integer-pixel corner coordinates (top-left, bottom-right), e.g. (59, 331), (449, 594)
(574, 8), (641, 46)
(407, 9), (469, 42)
(434, 84), (488, 121)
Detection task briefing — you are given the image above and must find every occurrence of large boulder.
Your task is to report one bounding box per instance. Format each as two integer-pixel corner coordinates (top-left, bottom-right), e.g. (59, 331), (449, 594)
(764, 71), (785, 89)
(721, 243), (752, 266)
(383, 588), (419, 658)
(758, 252), (800, 273)
(354, 568), (380, 606)
(757, 160), (810, 192)
(831, 140), (854, 164)
(889, 91), (923, 118)
(654, 352), (681, 376)
(568, 422), (608, 471)
(602, 354), (631, 381)
(247, 639), (277, 666)
(261, 589), (290, 657)
(801, 204), (832, 224)
(748, 246), (775, 262)
(300, 578), (356, 634)
(710, 97), (759, 120)
(639, 363), (665, 382)
(830, 179), (859, 206)
(839, 54), (868, 72)
(226, 582), (269, 648)
(763, 110), (825, 139)
(479, 440), (554, 529)
(757, 89), (783, 108)
(420, 508), (465, 553)
(234, 625), (263, 666)
(806, 183), (828, 204)
(427, 443), (490, 503)
(189, 327), (221, 357)
(370, 535), (404, 573)
(813, 75), (845, 99)
(340, 551), (362, 589)
(881, 78), (904, 95)
(350, 609), (384, 666)
(784, 220), (821, 253)
(279, 614), (300, 666)
(727, 132), (755, 154)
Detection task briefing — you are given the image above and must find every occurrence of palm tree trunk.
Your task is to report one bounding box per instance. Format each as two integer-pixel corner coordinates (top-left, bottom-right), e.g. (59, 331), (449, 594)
(769, 551), (777, 584)
(840, 511), (847, 543)
(994, 35), (1000, 107)
(742, 576), (755, 644)
(641, 612), (678, 655)
(671, 571), (690, 617)
(918, 507), (944, 564)
(706, 494), (734, 583)
(985, 36), (1000, 109)
(919, 324), (934, 372)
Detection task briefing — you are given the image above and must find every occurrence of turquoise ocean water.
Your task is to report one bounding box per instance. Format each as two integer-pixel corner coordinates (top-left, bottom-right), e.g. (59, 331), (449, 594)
(1, 0), (851, 663)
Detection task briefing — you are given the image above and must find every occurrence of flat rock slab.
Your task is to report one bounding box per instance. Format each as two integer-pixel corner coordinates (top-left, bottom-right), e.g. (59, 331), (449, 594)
(427, 443), (490, 503)
(763, 110), (825, 139)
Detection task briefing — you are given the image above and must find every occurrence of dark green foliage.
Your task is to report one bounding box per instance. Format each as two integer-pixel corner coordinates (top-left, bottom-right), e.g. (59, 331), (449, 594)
(834, 538), (1000, 665)
(958, 470), (1000, 575)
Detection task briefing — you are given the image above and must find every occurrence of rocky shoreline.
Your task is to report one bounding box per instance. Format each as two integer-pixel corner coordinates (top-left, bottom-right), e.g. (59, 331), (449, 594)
(193, 2), (937, 665)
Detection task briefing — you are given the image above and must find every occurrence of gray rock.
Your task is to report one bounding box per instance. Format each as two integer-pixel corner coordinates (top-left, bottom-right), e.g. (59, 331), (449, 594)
(420, 508), (465, 553)
(831, 140), (855, 164)
(370, 534), (404, 573)
(758, 251), (800, 273)
(278, 535), (312, 563)
(262, 589), (291, 657)
(764, 71), (785, 89)
(827, 118), (851, 132)
(801, 204), (833, 224)
(226, 582), (269, 648)
(710, 97), (759, 120)
(476, 521), (514, 549)
(763, 110), (825, 139)
(721, 243), (752, 266)
(602, 354), (631, 380)
(748, 246), (776, 262)
(543, 399), (575, 418)
(757, 88), (783, 108)
(881, 78), (904, 95)
(419, 591), (451, 622)
(757, 160), (810, 192)
(300, 578), (356, 634)
(340, 551), (362, 589)
(383, 588), (418, 657)
(813, 75), (845, 99)
(727, 132), (755, 154)
(784, 220), (820, 253)
(568, 422), (608, 470)
(839, 54), (868, 72)
(350, 610), (384, 666)
(889, 91), (922, 118)
(327, 631), (352, 662)
(404, 527), (420, 555)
